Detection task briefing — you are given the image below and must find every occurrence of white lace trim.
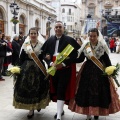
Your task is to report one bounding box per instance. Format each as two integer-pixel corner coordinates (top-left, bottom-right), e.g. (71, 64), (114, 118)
(20, 38), (42, 59)
(84, 41), (106, 59)
(77, 30), (110, 58)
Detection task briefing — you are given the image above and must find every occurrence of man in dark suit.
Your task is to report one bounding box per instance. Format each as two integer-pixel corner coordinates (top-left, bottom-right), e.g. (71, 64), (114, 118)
(0, 32), (7, 81)
(42, 21), (80, 120)
(18, 31), (25, 47)
(12, 34), (21, 65)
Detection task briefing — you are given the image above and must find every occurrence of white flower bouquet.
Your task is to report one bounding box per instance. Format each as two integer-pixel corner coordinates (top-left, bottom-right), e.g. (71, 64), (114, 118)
(7, 66), (21, 78)
(103, 63), (120, 87)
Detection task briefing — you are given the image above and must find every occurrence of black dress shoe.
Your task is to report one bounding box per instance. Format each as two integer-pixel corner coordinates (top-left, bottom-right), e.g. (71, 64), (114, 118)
(27, 111), (34, 119)
(94, 116), (99, 119)
(37, 109), (41, 112)
(54, 111), (64, 119)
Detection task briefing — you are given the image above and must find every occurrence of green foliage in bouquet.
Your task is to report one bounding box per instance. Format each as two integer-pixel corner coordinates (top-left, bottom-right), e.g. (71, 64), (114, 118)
(47, 44), (74, 76)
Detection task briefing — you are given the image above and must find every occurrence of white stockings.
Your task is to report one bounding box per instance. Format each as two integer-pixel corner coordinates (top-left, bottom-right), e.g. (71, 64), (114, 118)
(28, 110), (34, 115)
(57, 100), (65, 120)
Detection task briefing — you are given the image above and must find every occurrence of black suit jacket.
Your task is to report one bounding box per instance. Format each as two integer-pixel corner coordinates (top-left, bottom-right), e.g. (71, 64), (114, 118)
(12, 40), (21, 65)
(42, 34), (80, 67)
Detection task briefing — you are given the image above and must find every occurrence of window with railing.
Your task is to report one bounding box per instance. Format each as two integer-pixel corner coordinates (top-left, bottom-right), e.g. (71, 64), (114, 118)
(88, 8), (95, 17)
(70, 25), (72, 31)
(62, 8), (65, 13)
(67, 25), (73, 31)
(88, 3), (95, 17)
(67, 16), (70, 22)
(69, 9), (71, 15)
(62, 17), (65, 22)
(67, 16), (74, 22)
(67, 12), (74, 15)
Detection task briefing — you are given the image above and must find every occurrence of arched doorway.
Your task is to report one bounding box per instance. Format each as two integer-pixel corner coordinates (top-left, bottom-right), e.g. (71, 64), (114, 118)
(19, 15), (25, 35)
(46, 22), (51, 39)
(0, 9), (4, 33)
(35, 19), (39, 28)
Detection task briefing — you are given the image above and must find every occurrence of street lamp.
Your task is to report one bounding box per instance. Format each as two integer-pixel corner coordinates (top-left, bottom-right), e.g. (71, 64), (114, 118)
(10, 1), (20, 34)
(47, 16), (51, 38)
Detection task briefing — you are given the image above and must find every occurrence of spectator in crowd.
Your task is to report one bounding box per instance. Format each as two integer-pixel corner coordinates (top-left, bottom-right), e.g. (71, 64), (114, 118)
(6, 35), (12, 63)
(109, 37), (115, 53)
(0, 32), (7, 81)
(113, 37), (117, 52)
(104, 36), (109, 48)
(116, 38), (120, 53)
(2, 35), (12, 76)
(18, 31), (25, 47)
(12, 34), (21, 65)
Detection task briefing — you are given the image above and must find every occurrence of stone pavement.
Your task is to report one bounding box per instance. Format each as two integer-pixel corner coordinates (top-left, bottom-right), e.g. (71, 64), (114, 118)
(0, 53), (120, 120)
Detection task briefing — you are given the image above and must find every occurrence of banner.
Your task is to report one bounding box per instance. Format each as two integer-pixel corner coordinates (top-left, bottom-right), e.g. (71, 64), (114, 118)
(107, 22), (120, 36)
(81, 20), (96, 35)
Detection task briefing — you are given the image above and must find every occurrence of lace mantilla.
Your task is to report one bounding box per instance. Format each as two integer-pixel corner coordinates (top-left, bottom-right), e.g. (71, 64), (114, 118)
(20, 39), (42, 59)
(84, 41), (105, 59)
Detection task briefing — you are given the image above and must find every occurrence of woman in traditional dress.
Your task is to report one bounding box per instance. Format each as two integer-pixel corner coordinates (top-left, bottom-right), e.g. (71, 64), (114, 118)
(13, 27), (50, 119)
(68, 28), (120, 120)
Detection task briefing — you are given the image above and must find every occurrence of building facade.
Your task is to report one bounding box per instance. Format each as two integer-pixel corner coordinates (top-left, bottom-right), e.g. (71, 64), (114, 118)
(61, 2), (81, 38)
(44, 0), (62, 21)
(81, 0), (120, 36)
(44, 0), (82, 38)
(0, 0), (56, 38)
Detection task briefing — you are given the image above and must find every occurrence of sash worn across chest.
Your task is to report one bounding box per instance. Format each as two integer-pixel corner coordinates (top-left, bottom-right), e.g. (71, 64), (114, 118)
(26, 43), (47, 76)
(85, 42), (104, 71)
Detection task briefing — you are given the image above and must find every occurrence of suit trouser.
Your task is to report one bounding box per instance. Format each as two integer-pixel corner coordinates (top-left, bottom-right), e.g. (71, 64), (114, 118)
(52, 67), (71, 100)
(0, 57), (4, 78)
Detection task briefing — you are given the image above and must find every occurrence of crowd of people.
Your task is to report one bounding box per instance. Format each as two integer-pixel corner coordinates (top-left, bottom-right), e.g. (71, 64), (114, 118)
(104, 36), (120, 53)
(0, 31), (25, 81)
(0, 21), (120, 120)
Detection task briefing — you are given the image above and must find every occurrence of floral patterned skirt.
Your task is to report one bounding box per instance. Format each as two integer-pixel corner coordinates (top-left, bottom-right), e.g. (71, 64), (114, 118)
(13, 60), (50, 110)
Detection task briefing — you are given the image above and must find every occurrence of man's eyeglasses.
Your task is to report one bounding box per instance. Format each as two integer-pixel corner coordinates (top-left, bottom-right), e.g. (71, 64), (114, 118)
(55, 26), (62, 29)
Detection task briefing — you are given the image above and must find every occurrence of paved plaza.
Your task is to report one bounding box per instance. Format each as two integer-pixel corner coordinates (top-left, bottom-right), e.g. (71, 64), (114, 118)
(0, 53), (120, 120)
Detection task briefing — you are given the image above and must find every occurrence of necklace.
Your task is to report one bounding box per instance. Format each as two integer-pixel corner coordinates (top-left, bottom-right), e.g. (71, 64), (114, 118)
(90, 42), (98, 50)
(30, 41), (38, 49)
